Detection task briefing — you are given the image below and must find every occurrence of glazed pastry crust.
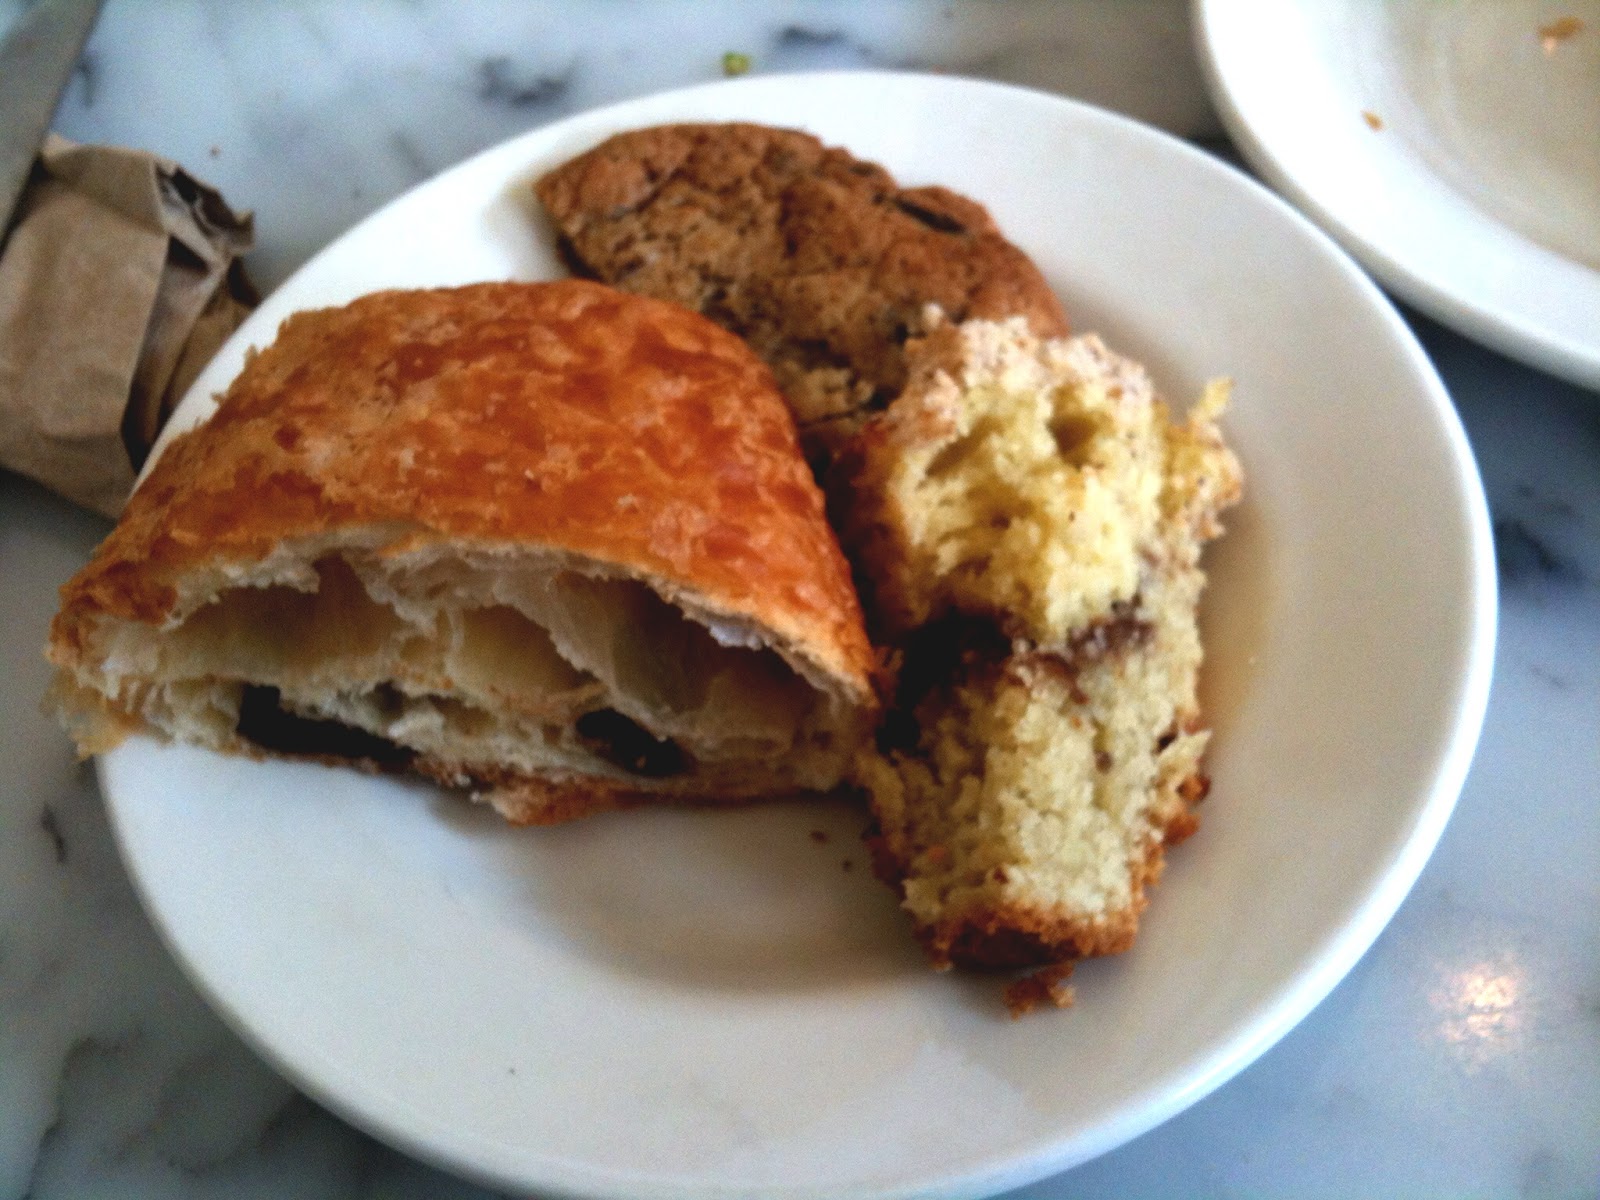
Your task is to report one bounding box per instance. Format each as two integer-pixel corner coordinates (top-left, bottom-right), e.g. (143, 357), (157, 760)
(53, 280), (870, 680)
(49, 280), (876, 819)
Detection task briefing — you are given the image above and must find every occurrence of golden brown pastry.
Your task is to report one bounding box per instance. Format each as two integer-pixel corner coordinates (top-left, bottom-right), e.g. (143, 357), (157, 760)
(48, 280), (876, 823)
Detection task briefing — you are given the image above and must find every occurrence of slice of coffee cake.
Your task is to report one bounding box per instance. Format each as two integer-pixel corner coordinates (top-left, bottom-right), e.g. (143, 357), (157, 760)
(845, 316), (1241, 998)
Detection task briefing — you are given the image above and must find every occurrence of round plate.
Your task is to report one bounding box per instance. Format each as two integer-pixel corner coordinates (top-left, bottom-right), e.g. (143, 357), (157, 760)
(1194, 0), (1600, 391)
(100, 72), (1496, 1199)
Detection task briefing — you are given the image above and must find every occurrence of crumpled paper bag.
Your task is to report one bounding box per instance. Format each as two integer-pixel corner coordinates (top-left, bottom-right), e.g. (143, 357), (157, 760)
(0, 135), (257, 517)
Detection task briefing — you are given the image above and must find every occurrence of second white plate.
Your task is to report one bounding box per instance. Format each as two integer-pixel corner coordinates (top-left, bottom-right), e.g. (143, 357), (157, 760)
(1195, 0), (1600, 391)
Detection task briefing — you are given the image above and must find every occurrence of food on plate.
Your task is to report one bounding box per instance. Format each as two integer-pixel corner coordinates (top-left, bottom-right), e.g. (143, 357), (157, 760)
(843, 316), (1241, 996)
(1539, 15), (1583, 54)
(47, 280), (876, 824)
(535, 122), (1068, 465)
(538, 122), (1242, 1005)
(845, 318), (1238, 646)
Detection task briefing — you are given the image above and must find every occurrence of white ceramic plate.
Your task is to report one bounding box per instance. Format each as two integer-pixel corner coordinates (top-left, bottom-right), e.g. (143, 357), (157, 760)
(100, 72), (1496, 1199)
(1194, 0), (1600, 391)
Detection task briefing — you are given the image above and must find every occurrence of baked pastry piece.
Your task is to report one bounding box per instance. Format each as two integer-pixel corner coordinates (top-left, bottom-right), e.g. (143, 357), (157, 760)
(844, 316), (1241, 993)
(534, 122), (1069, 465)
(48, 280), (876, 824)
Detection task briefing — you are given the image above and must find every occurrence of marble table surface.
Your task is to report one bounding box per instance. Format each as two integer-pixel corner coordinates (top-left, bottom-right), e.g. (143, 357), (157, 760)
(2, 2), (1596, 1197)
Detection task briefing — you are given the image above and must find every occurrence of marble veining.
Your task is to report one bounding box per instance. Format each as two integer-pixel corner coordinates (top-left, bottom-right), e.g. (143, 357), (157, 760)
(13, 0), (1219, 292)
(1, 3), (1597, 1199)
(1495, 515), (1585, 587)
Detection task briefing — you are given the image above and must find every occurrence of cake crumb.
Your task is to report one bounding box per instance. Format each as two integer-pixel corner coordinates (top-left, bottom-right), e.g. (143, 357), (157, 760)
(1005, 963), (1077, 1017)
(1362, 110), (1384, 131)
(846, 319), (1240, 976)
(1540, 16), (1583, 54)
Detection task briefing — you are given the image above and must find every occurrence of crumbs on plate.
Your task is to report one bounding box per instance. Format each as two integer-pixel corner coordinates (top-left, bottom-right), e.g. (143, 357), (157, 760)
(1539, 16), (1583, 55)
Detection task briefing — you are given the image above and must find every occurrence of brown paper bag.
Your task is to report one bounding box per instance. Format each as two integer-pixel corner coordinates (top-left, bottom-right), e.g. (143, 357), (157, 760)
(0, 135), (257, 517)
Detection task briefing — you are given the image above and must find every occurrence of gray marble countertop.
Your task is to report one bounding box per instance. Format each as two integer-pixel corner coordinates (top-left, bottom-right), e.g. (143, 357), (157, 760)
(2, 3), (1597, 1198)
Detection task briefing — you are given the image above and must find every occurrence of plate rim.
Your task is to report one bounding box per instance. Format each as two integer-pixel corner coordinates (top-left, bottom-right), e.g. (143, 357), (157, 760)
(98, 68), (1499, 1200)
(1191, 0), (1600, 392)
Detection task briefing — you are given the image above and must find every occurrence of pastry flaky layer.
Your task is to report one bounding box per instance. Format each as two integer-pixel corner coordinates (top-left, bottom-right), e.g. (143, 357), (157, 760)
(48, 279), (877, 822)
(842, 315), (1242, 996)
